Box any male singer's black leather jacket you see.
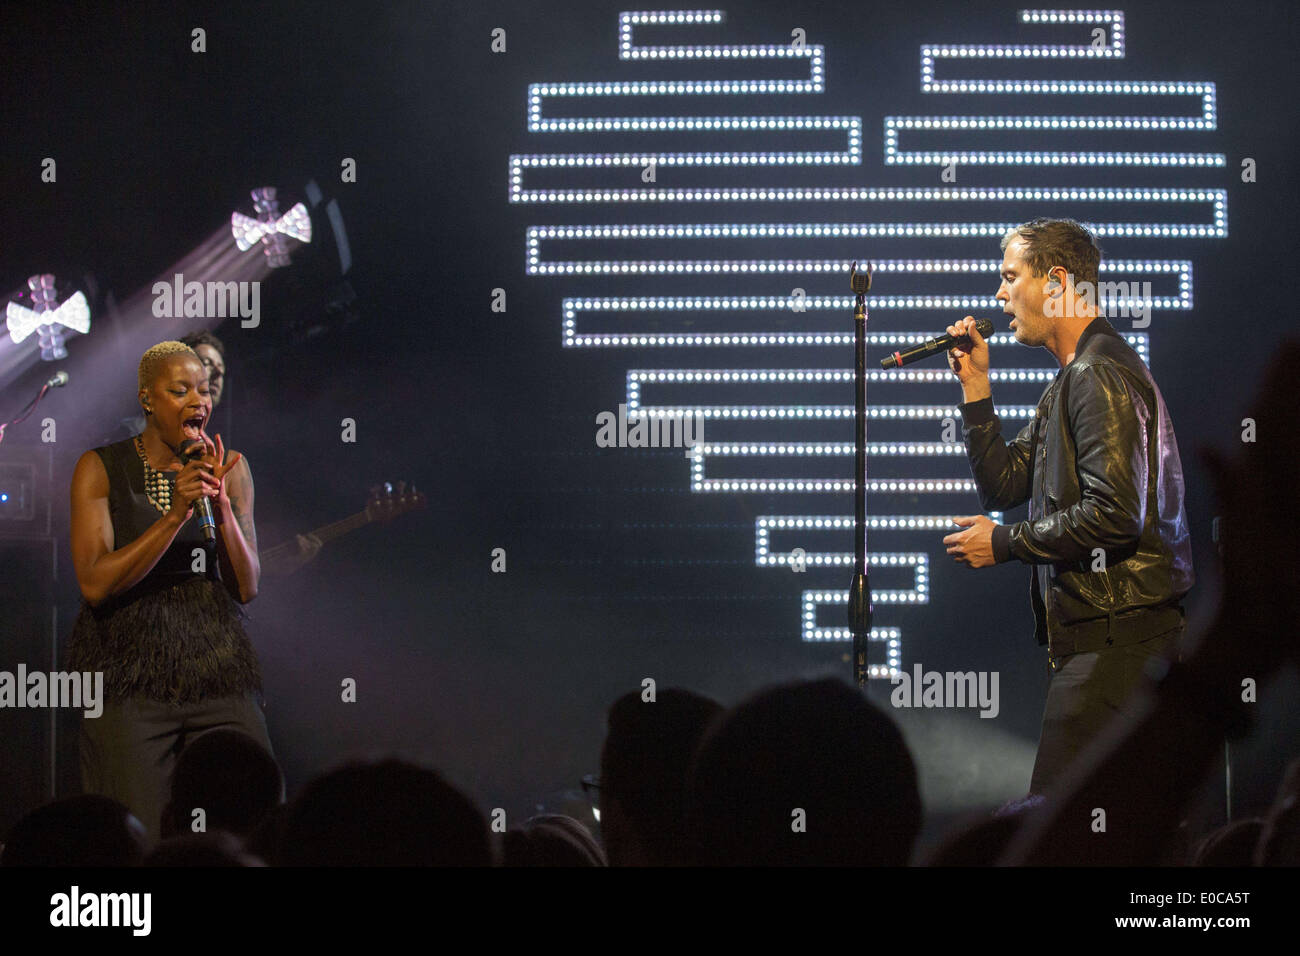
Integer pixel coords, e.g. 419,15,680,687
959,317,1194,654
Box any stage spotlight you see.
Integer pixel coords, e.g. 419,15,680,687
231,186,312,268
6,275,90,360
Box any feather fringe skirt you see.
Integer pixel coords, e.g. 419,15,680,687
67,574,263,705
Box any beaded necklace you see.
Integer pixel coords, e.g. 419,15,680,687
134,434,174,514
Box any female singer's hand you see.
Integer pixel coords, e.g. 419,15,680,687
165,457,220,523
191,429,242,509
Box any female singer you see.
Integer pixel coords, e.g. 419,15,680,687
67,340,272,842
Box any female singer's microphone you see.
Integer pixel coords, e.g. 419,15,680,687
881,318,994,369
179,439,218,547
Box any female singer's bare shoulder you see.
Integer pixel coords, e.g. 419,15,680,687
225,448,252,478
72,448,109,497
221,449,253,501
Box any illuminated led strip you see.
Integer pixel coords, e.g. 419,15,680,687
571,303,1152,354
618,9,778,59
639,404,1036,421
512,11,852,200
563,291,1177,318
889,9,1223,167
766,517,990,652
756,514,1006,561
760,542,927,569
512,116,859,193
759,519,999,599
806,584,926,606
530,238,1190,299
629,367,1058,390
700,441,969,461
787,566,914,667
511,116,859,200
778,543,925,568
531,216,1220,252
758,515,1001,603
802,594,904,663
689,465,983,496
627,370,1031,493
514,169,1228,221
805,622,900,676
540,11,824,112
698,439,970,452
686,441,999,493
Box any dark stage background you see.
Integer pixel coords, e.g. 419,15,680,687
1,0,1297,851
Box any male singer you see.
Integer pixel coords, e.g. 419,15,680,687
941,217,1194,796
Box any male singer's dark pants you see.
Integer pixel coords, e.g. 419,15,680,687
1029,623,1183,796
80,693,272,846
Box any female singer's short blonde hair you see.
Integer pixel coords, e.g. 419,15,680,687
138,340,199,394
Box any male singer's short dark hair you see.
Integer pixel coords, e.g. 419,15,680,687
180,329,225,362
1001,217,1102,289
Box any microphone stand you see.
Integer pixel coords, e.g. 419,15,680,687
847,261,874,688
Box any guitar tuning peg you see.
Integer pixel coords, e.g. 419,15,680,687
397,480,406,494
383,481,393,494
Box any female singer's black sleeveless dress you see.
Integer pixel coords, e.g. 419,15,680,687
66,435,271,842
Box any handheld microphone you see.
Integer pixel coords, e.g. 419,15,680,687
178,439,218,548
881,318,994,369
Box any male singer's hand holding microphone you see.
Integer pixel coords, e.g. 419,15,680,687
945,315,991,403
942,316,997,569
